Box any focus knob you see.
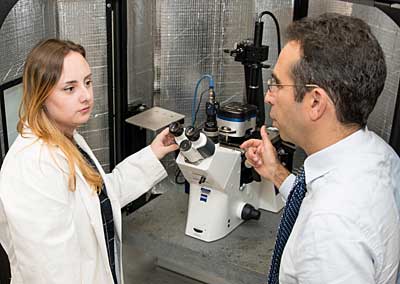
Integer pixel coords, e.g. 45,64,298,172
241,204,261,220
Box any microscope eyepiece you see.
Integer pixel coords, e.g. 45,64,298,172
169,122,184,137
185,126,201,142
180,139,192,152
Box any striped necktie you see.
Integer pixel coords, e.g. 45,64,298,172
76,144,118,284
267,168,306,284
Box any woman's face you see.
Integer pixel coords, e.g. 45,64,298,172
43,51,94,136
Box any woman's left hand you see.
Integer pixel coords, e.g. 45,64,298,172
150,127,179,160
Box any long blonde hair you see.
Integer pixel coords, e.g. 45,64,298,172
18,38,103,192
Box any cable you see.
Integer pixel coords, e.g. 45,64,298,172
258,11,281,54
175,167,186,185
192,89,209,128
191,74,214,126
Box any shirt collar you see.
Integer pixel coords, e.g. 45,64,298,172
304,127,368,185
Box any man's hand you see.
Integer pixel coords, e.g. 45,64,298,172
240,126,290,188
150,127,179,160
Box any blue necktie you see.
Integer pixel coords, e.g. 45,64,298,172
267,168,307,284
76,145,118,284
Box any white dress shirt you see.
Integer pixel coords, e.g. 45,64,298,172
278,128,400,284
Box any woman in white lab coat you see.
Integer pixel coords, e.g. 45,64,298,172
0,38,178,284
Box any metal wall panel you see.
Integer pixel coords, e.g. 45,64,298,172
56,0,110,170
127,0,295,127
0,0,110,170
0,0,56,86
0,0,56,161
156,0,225,125
127,0,156,107
126,0,297,168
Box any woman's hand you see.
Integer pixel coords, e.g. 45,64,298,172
150,127,179,160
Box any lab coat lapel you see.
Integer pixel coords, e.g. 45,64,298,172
53,137,110,272
21,127,116,275
72,133,122,241
75,167,111,270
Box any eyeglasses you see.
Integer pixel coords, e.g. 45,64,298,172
266,78,319,93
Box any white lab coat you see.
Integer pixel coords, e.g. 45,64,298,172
0,128,168,284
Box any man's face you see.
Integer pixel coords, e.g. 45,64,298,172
265,41,306,144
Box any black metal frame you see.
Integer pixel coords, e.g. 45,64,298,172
293,0,309,21
0,0,18,28
390,78,400,155
0,2,19,281
106,0,155,214
105,0,115,169
105,0,130,168
0,77,23,164
0,78,22,284
106,0,150,169
0,77,20,284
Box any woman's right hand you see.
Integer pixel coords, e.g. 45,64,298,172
150,127,179,160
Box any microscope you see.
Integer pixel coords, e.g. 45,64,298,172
171,121,286,242
171,11,293,242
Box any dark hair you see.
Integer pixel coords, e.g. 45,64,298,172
286,13,386,127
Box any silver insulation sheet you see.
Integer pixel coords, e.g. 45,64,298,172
0,0,56,86
0,0,56,160
4,0,398,170
308,0,400,142
56,0,110,171
134,0,296,127
127,0,156,107
155,0,229,122
126,0,295,169
0,0,109,170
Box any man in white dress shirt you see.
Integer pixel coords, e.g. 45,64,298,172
241,13,400,284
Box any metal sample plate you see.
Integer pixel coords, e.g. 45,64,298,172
125,106,185,131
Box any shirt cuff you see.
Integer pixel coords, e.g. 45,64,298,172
279,173,296,202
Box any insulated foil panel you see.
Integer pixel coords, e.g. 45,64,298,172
156,0,225,126
308,0,400,142
0,0,109,169
153,0,294,127
0,0,56,85
127,0,156,107
0,0,57,160
56,0,110,170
